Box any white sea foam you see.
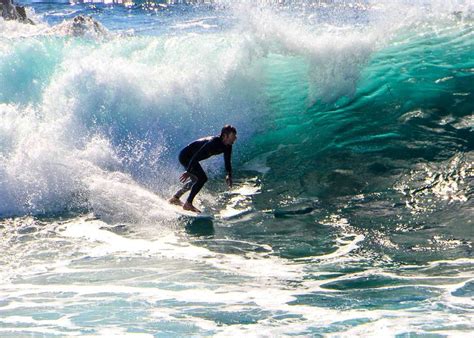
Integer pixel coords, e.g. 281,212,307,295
1,222,472,336
0,29,263,217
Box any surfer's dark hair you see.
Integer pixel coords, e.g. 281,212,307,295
221,125,237,137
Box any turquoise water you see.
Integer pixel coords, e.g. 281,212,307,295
1,1,473,336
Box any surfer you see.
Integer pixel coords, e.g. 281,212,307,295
169,125,237,213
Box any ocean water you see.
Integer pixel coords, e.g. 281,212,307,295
1,0,473,336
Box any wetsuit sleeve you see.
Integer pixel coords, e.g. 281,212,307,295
224,146,232,175
186,140,213,172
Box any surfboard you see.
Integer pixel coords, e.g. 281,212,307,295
176,210,214,220
167,204,214,219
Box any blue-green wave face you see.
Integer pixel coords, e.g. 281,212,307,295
251,17,473,201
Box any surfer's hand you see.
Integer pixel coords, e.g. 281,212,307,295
180,171,191,183
226,174,233,188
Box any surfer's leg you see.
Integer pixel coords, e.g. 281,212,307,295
186,164,207,204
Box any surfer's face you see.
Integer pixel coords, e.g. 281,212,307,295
222,132,237,145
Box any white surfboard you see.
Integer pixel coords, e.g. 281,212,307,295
167,204,214,220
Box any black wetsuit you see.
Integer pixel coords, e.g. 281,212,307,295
175,136,232,203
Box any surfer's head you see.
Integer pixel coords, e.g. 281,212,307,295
221,125,237,145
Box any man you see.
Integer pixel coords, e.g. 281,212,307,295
169,125,237,213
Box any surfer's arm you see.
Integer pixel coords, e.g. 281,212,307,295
224,146,232,187
179,171,191,183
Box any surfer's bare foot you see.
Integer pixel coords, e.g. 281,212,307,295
183,202,201,213
169,196,183,206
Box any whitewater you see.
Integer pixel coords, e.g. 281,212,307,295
0,0,473,336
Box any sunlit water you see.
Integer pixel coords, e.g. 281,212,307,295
1,1,473,336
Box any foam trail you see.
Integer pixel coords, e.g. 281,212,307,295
62,218,303,280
